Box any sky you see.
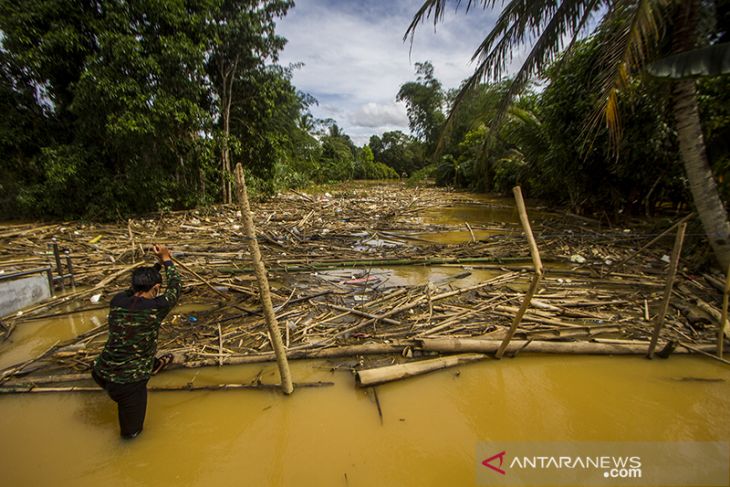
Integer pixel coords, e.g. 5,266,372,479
276,0,505,146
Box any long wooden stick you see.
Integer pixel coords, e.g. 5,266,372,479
420,338,710,355
0,381,333,394
171,256,229,300
720,265,730,358
612,212,694,273
647,222,687,358
496,186,543,359
234,163,293,395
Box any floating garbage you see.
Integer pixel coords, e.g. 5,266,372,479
90,294,102,304
570,254,586,263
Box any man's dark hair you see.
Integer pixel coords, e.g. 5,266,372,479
131,264,162,292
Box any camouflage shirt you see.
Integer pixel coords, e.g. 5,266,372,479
93,262,182,384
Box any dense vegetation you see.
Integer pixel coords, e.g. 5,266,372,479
0,0,727,249
0,0,396,220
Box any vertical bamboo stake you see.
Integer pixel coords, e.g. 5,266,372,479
647,222,687,359
127,219,135,263
234,163,294,394
719,265,730,358
496,187,543,359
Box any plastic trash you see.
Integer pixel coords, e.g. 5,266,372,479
90,293,102,304
188,316,198,323
570,254,587,264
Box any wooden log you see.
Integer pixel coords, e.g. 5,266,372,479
355,353,486,387
496,186,543,359
647,222,686,359
234,163,293,394
419,338,711,355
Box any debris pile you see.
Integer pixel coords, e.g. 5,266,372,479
0,182,727,390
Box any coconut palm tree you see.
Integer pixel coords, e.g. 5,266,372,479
407,0,730,270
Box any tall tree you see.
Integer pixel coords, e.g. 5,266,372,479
207,0,291,204
407,0,730,269
397,61,445,151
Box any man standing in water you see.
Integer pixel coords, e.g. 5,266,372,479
92,244,182,439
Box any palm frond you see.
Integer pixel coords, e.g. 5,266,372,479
407,0,605,160
585,0,670,148
405,1,501,42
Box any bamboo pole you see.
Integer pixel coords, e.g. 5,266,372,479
420,338,711,355
171,256,229,300
647,222,687,359
180,342,410,368
495,186,543,359
720,265,730,358
611,212,694,273
234,163,293,395
217,256,537,274
0,381,333,394
465,222,476,242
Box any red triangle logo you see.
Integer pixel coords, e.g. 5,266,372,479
482,450,507,475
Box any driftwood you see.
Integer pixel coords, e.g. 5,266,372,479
355,353,486,387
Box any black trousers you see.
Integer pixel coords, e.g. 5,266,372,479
92,370,148,438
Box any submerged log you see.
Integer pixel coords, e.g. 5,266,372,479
0,381,334,394
355,353,486,387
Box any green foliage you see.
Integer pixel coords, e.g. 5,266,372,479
406,164,437,186
368,130,426,176
354,147,399,180
420,36,693,216
397,61,445,151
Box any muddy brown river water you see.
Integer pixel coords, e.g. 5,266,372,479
1,192,729,486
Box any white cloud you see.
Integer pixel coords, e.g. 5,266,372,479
349,102,409,128
277,0,502,145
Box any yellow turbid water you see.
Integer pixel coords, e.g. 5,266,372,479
1,353,729,486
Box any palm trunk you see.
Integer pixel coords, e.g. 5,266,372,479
672,0,730,270
673,81,730,269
